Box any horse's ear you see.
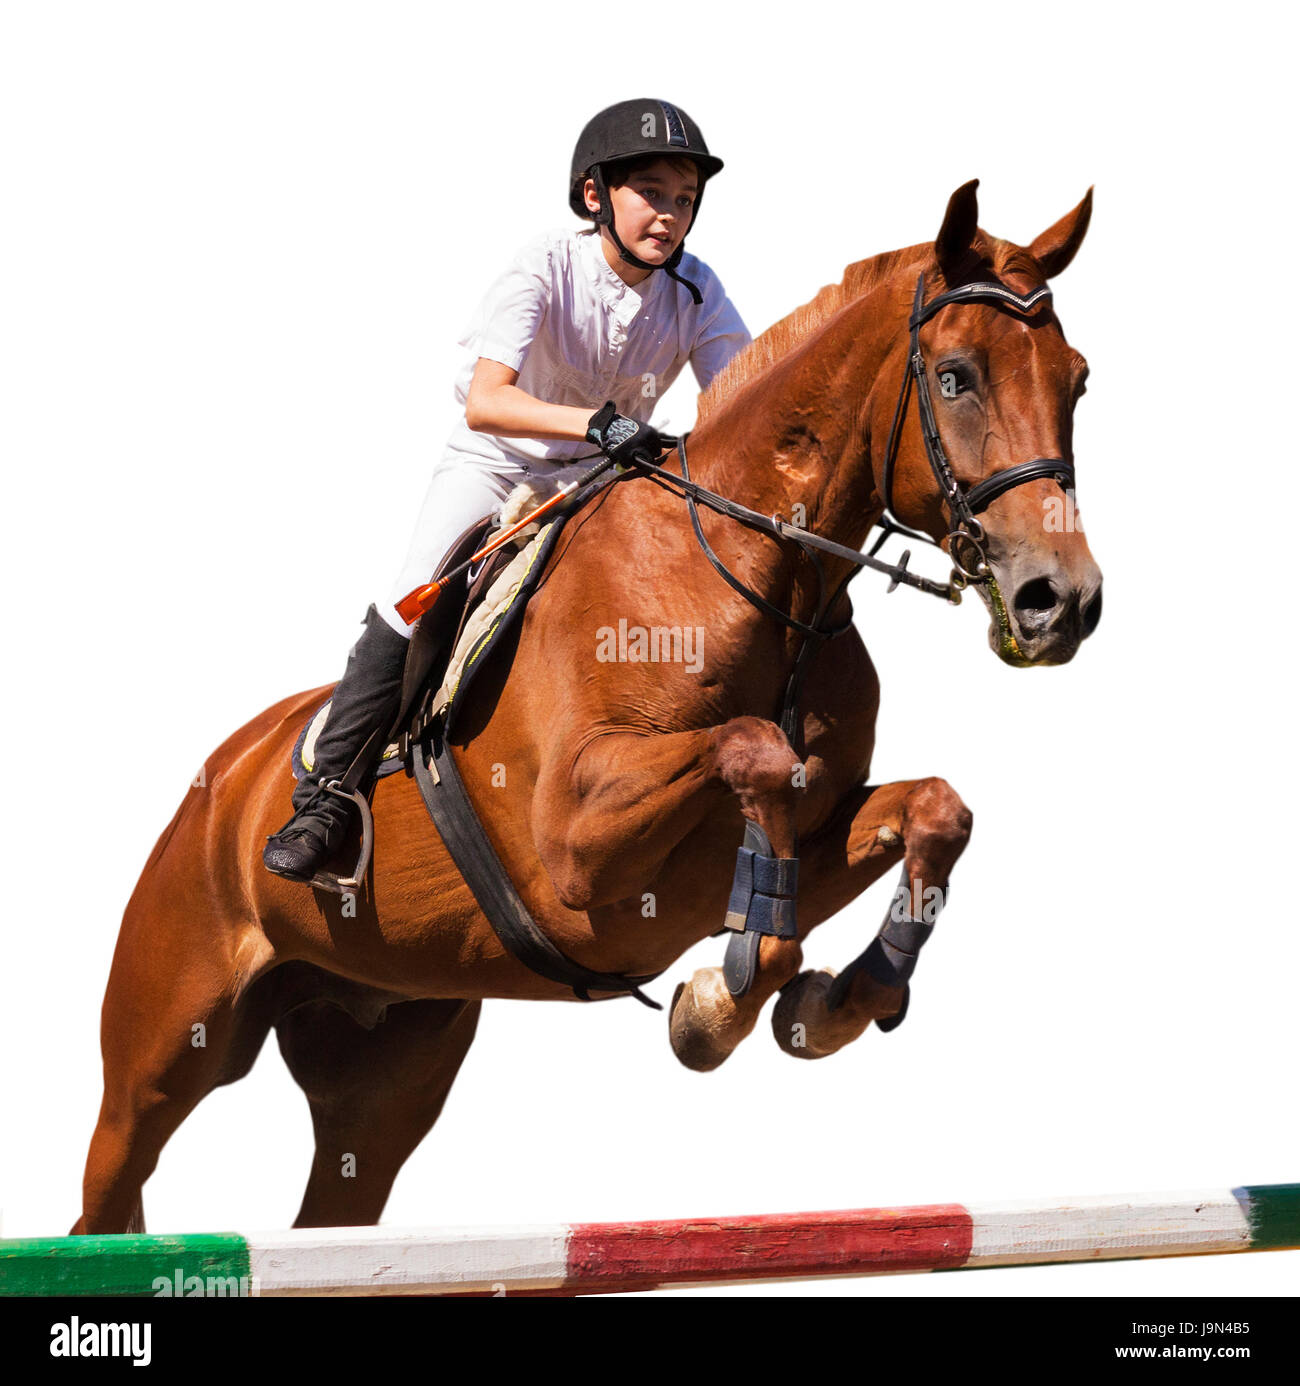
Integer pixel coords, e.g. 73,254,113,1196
936,180,981,275
1029,188,1094,279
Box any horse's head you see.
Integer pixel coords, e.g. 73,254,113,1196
882,181,1102,666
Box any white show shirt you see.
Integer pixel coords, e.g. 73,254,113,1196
442,226,751,472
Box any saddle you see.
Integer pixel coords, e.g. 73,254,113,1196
289,471,666,1008
290,504,544,790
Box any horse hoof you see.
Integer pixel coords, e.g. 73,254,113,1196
772,969,842,1059
668,968,737,1073
773,967,907,1059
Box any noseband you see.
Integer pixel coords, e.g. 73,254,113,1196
876,272,1076,589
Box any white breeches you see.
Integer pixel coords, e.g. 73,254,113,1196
378,453,582,637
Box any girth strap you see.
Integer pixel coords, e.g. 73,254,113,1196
412,716,664,1009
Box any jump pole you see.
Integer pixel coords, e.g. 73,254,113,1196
4,1185,1297,1297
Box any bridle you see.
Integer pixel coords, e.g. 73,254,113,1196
873,271,1076,592
618,265,1082,744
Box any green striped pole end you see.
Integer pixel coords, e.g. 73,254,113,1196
1233,1184,1300,1251
0,1234,251,1297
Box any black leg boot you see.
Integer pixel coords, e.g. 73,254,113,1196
263,604,410,883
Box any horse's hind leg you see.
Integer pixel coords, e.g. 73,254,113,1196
72,899,270,1235
276,996,480,1228
71,1196,145,1237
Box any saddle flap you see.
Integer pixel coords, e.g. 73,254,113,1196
392,514,496,739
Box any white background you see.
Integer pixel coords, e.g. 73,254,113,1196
2,1,1296,1299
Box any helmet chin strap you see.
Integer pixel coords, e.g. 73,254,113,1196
590,166,703,305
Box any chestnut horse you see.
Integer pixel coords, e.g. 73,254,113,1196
74,181,1102,1234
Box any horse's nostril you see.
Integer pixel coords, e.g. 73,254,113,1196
1014,577,1058,617
1081,588,1103,637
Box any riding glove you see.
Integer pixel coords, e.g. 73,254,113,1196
586,400,663,467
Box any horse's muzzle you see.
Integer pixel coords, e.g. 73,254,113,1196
989,566,1103,666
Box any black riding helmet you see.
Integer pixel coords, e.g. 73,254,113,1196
569,98,723,305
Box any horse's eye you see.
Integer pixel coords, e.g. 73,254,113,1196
937,365,970,399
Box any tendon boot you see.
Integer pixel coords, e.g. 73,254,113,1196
263,604,410,884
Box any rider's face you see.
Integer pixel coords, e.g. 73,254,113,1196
585,158,698,268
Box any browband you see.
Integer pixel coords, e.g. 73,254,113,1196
910,279,1053,328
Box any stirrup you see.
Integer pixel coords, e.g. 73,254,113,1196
307,780,375,895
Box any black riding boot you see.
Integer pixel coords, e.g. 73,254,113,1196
263,604,410,883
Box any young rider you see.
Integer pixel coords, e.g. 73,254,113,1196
263,98,752,884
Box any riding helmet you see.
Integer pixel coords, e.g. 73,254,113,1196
568,98,723,303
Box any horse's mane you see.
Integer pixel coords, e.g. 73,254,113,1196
698,236,1040,418
697,247,918,419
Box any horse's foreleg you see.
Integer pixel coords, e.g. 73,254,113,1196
771,776,972,1059
535,717,806,1071
668,929,804,1072
535,716,801,909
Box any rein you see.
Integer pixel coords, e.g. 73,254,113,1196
675,436,859,748
627,440,933,750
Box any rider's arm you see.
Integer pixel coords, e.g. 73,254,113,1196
464,358,594,442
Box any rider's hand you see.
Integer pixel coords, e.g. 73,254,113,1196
586,401,663,467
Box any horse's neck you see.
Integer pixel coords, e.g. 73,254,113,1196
684,277,911,615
